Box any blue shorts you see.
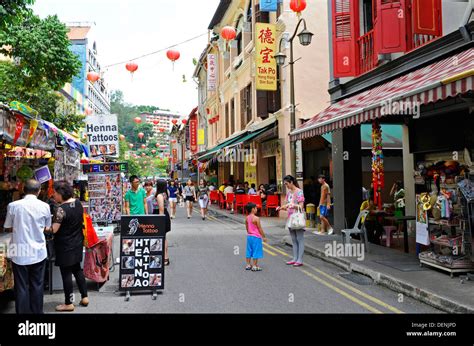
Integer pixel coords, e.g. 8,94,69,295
246,236,263,259
319,205,329,217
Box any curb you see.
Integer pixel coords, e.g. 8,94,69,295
282,236,474,314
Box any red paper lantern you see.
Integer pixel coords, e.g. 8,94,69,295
85,108,93,116
142,153,146,157
129,143,134,149
119,134,125,141
155,143,160,148
171,140,176,144
141,144,146,149
221,26,237,41
290,0,307,14
172,119,178,125
138,132,144,139
182,119,187,125
152,149,156,154
87,72,100,83
166,50,180,62
153,119,159,125
134,117,142,124
126,62,138,73
159,128,165,132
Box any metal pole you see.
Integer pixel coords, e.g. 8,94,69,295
289,39,297,179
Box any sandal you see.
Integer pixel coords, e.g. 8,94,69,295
251,266,262,272
55,304,74,312
164,259,170,266
245,265,252,270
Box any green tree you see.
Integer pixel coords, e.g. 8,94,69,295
0,14,83,132
0,0,34,30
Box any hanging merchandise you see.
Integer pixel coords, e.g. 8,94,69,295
26,119,39,146
371,120,384,210
13,114,25,146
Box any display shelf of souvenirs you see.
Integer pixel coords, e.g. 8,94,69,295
419,251,474,277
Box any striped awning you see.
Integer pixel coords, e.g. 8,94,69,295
291,48,474,141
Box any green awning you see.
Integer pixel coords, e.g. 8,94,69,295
226,126,272,150
198,132,249,162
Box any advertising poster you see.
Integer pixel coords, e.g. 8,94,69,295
119,215,167,292
255,23,277,91
416,194,430,245
86,114,119,158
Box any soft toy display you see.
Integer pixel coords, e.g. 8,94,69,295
372,121,384,210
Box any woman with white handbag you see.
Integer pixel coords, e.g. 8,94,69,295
277,175,306,267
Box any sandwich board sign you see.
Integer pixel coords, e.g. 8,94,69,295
119,215,167,300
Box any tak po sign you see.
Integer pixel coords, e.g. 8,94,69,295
255,23,277,91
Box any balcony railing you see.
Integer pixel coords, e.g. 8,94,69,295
411,34,439,51
357,30,377,75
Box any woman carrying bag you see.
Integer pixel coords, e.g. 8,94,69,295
278,175,306,267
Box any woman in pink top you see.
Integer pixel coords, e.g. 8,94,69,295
245,202,267,272
278,175,305,267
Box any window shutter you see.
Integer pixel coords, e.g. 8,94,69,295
375,0,408,54
412,0,442,36
240,88,246,130
246,84,252,124
332,0,359,77
257,90,268,118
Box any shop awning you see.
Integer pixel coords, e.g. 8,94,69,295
291,48,474,141
226,124,276,151
197,131,249,162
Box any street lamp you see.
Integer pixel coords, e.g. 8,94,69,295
276,17,313,180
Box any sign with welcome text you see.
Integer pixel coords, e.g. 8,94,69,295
86,114,119,159
255,23,277,91
119,215,166,292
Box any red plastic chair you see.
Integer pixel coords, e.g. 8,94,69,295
247,195,263,215
219,192,226,209
266,195,280,217
235,194,249,214
210,190,219,204
226,193,235,211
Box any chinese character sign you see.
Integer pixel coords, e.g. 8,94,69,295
255,23,277,91
207,54,217,91
190,119,197,153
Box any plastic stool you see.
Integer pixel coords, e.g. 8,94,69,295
383,226,397,248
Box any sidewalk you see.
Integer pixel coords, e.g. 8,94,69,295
208,204,474,313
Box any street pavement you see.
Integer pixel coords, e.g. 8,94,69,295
0,204,442,314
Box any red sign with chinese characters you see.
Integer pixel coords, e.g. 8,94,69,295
190,119,197,153
172,148,178,164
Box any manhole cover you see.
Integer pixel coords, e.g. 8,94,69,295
339,272,374,286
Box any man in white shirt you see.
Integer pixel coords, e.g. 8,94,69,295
223,183,234,212
4,179,52,314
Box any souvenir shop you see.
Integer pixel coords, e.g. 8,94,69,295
0,101,86,294
409,108,474,277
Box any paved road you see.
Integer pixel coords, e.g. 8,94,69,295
0,205,442,314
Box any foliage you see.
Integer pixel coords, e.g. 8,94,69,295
0,0,34,30
0,14,83,132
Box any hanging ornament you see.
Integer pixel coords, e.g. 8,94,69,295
290,0,307,16
126,62,138,74
134,117,142,124
138,132,145,139
87,71,100,84
221,26,236,47
142,153,146,157
152,149,156,154
182,119,187,125
172,119,178,125
159,128,165,133
129,143,134,149
119,134,126,141
166,49,180,70
155,143,160,148
85,108,93,116
153,119,160,125
141,144,146,149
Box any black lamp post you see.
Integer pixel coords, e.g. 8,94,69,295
276,17,313,178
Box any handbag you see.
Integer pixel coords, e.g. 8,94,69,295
287,205,306,230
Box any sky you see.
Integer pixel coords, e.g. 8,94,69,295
32,0,220,115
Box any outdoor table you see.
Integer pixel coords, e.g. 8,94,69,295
385,215,416,253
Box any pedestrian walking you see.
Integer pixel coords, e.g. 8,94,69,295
124,175,147,215
278,175,306,267
3,179,52,314
144,180,157,215
154,180,171,266
316,175,333,235
197,179,210,220
245,202,267,272
167,180,179,219
183,179,197,219
176,181,184,207
51,181,89,312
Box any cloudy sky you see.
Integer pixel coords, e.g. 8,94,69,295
33,0,220,115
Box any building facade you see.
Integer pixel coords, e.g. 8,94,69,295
141,110,182,157
64,22,111,115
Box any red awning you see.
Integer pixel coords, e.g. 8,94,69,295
291,48,474,141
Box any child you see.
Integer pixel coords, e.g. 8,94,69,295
245,202,267,272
